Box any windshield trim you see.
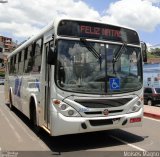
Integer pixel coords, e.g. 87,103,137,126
55,39,143,95
56,36,141,48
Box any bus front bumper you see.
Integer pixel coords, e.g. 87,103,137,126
50,108,143,136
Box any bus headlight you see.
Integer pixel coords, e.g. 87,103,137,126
128,101,142,113
52,99,81,117
68,110,74,116
61,104,67,110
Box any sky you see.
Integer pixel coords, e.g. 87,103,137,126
0,0,160,47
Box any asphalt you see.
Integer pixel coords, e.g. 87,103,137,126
144,105,160,120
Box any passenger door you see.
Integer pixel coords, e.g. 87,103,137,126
44,41,54,129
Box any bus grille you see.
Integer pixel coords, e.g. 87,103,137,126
84,110,123,115
75,98,132,108
89,118,120,126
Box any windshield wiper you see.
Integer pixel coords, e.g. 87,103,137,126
112,42,127,74
80,38,102,70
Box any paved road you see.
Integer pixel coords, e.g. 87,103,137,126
0,85,160,157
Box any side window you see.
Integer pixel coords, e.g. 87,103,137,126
15,54,19,73
24,46,35,74
148,88,153,94
144,88,147,93
9,57,14,74
18,51,24,74
27,44,35,73
23,40,42,74
13,55,18,74
18,51,22,63
144,88,152,94
24,47,29,73
32,38,43,73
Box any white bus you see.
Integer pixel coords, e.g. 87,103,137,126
5,18,147,136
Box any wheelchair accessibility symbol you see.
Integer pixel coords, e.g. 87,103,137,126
109,78,120,90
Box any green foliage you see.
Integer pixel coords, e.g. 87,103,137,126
0,71,5,77
147,52,160,58
149,48,160,58
155,48,160,51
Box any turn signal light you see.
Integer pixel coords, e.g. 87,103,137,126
53,99,61,105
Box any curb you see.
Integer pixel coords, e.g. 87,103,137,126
144,112,160,120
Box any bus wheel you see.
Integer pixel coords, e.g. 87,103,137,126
30,104,40,133
9,92,14,111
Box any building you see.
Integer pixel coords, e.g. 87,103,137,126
0,35,18,76
0,36,14,53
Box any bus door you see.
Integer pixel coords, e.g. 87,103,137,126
4,61,9,103
44,41,54,129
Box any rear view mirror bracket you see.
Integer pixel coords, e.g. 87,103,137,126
47,47,56,65
141,42,147,62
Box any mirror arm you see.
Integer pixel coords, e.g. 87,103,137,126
47,47,56,65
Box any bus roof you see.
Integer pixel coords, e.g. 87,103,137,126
54,17,136,32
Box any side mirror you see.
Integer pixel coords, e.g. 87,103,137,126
141,42,147,62
47,47,56,65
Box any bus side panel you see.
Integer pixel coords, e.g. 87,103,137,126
21,74,41,119
18,75,29,118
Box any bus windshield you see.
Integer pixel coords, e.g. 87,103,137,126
56,40,142,94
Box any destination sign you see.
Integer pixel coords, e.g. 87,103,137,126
58,20,140,45
80,25,121,38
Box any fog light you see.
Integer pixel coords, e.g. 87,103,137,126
81,123,87,129
132,105,138,112
68,110,74,116
136,101,141,106
122,119,128,125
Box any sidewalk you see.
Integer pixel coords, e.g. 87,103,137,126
144,105,160,120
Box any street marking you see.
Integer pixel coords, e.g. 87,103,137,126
0,108,22,143
144,116,160,122
4,107,36,141
37,139,49,150
3,105,49,150
110,135,146,151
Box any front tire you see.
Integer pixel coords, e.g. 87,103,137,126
30,104,40,133
147,99,153,106
9,91,14,111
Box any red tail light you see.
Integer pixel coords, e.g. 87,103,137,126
152,94,156,96
152,94,160,97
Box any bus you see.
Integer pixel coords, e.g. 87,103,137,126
5,18,147,136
